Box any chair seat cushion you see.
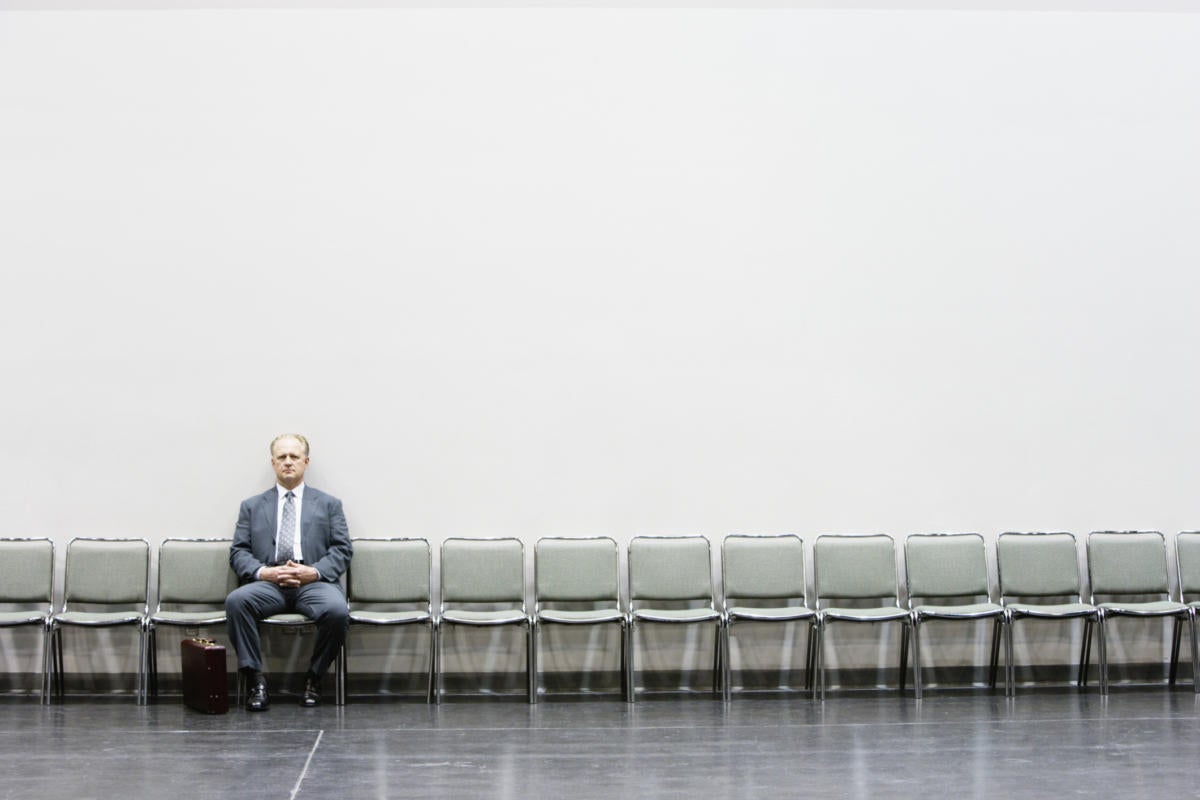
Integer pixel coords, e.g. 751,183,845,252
349,610,432,625
0,610,49,626
1008,601,1097,619
1098,600,1187,617
537,608,624,625
821,606,909,622
55,611,144,626
441,608,528,626
150,610,227,626
727,605,815,622
913,602,1004,621
633,607,720,624
262,613,312,625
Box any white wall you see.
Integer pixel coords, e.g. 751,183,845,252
2,7,1197,544
1,6,1198,685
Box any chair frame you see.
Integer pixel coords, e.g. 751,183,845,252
144,537,234,701
1086,530,1197,695
246,616,348,707
904,532,1011,699
812,533,912,700
436,537,533,704
0,538,56,704
232,573,350,707
345,537,437,704
995,532,1099,693
533,536,627,702
49,537,150,704
1169,531,1200,689
626,535,722,703
720,533,816,702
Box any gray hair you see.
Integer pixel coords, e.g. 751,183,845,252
270,433,310,457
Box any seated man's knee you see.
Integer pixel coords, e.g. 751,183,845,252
322,602,349,626
225,588,244,614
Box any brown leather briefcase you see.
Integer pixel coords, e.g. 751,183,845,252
181,637,229,714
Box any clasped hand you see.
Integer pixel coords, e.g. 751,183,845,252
262,560,318,588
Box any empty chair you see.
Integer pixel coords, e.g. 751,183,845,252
437,537,532,703
995,532,1099,692
1087,531,1197,694
0,538,55,703
50,538,150,703
346,537,436,703
1169,532,1200,687
721,534,816,701
626,535,721,702
905,533,1011,699
145,538,237,700
812,534,911,700
533,536,626,702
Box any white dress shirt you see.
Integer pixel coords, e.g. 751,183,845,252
255,482,308,580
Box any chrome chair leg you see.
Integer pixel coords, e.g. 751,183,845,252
1097,612,1109,695
911,622,923,700
1169,617,1183,685
1078,619,1094,688
530,622,541,705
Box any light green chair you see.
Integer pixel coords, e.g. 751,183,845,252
627,536,721,702
0,538,55,703
905,533,1010,699
145,538,237,700
50,537,150,704
346,537,436,703
813,534,912,700
437,537,532,703
533,536,626,702
995,532,1099,692
721,534,816,702
1086,531,1196,694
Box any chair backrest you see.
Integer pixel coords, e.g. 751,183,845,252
996,532,1081,600
1087,531,1170,599
64,538,149,607
157,538,237,606
349,538,431,604
813,534,899,605
628,536,714,605
0,538,54,606
722,534,805,603
440,538,525,607
535,537,619,605
1177,532,1200,601
905,533,992,603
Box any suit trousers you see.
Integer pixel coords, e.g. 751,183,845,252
225,580,349,677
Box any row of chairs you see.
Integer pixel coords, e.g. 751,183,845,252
3,531,1199,705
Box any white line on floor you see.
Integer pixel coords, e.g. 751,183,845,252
289,729,324,800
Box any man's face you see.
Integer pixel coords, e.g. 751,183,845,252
271,437,309,488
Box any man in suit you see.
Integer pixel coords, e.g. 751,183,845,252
226,433,352,711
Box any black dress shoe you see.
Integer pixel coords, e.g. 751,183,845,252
246,679,270,712
300,678,321,708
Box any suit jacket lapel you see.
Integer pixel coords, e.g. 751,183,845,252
299,487,313,556
259,488,278,560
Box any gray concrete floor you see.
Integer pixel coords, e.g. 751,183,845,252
1,687,1198,799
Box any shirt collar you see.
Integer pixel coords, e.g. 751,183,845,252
276,483,306,500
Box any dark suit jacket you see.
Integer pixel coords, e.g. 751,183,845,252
229,486,352,584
